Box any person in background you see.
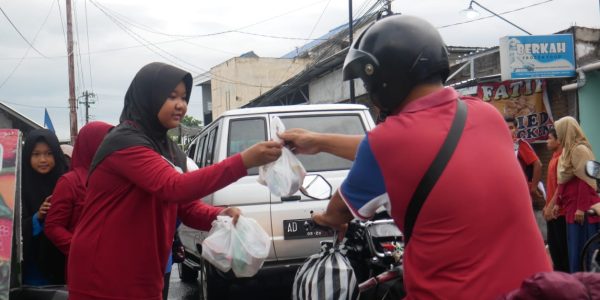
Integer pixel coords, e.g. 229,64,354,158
45,122,113,269
21,129,68,285
60,144,74,168
67,62,282,300
505,116,545,202
554,116,600,273
281,14,550,299
543,128,569,272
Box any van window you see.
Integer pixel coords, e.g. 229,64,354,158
196,135,207,167
228,118,267,175
280,114,365,172
204,126,219,166
187,143,196,160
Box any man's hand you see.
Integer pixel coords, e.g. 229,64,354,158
38,196,52,220
240,141,282,169
278,128,321,155
543,206,554,221
312,212,348,242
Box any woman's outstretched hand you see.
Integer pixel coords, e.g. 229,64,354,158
241,141,282,169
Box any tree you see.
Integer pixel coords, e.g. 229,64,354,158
181,115,202,128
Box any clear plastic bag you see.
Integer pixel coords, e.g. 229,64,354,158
201,216,271,277
258,116,306,197
201,216,233,273
231,216,271,277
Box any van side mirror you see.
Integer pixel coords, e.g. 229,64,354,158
586,160,600,180
300,175,332,200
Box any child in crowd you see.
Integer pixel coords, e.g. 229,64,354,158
67,62,282,300
45,122,113,261
21,129,68,285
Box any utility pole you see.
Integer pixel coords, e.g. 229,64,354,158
78,91,96,124
66,0,78,144
348,0,355,104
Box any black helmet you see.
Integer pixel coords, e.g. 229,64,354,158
343,15,449,114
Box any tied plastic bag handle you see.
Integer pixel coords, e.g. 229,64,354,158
258,116,306,197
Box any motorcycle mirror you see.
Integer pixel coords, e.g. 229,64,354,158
585,160,600,180
300,175,332,200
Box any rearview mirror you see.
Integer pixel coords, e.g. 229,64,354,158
586,160,600,180
300,175,332,200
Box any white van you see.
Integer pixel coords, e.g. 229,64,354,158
178,104,376,299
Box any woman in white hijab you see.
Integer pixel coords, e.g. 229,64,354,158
554,116,600,272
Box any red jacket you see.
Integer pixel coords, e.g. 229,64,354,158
68,146,247,300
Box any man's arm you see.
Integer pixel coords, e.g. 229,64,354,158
312,190,354,229
279,128,363,161
531,160,542,195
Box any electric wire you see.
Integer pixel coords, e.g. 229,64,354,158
73,0,87,93
437,0,554,30
84,0,94,92
0,5,49,58
90,0,331,39
56,0,69,50
0,1,56,89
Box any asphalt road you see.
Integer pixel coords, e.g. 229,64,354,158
167,263,296,300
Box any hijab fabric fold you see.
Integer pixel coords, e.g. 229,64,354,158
90,62,192,174
555,116,596,189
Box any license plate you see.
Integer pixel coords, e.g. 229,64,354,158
283,219,334,240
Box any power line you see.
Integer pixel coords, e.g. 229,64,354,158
56,0,69,50
437,0,554,30
1,100,68,109
0,1,56,89
307,0,333,40
0,5,49,58
89,0,332,40
84,0,94,91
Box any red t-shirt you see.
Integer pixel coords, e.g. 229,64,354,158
67,146,246,300
367,88,551,299
546,150,565,215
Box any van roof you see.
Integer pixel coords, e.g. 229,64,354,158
220,103,369,117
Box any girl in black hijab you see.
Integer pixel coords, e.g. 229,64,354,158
21,129,67,285
68,62,281,299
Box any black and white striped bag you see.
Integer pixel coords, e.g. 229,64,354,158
292,243,358,300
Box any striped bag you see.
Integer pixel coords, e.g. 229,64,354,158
292,243,358,300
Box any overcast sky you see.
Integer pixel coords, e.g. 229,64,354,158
0,0,598,140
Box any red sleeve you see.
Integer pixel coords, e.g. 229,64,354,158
177,201,223,231
106,146,247,203
518,140,539,165
44,176,76,255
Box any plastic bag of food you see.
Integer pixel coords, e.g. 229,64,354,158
258,116,306,197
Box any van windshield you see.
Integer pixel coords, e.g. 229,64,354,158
280,114,366,172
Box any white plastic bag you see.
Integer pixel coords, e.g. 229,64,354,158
230,216,271,277
201,215,271,277
201,216,233,273
258,116,306,197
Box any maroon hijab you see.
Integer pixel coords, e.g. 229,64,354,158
70,121,113,191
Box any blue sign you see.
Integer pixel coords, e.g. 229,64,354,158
500,34,576,80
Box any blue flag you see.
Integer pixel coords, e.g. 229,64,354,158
44,108,55,133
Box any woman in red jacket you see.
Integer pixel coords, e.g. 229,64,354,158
554,116,600,273
67,62,282,300
44,121,113,257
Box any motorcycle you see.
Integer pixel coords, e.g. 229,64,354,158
299,175,405,300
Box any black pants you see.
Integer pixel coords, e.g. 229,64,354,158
163,272,170,300
547,216,569,272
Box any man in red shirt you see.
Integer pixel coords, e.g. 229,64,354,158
282,15,550,299
505,116,544,202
